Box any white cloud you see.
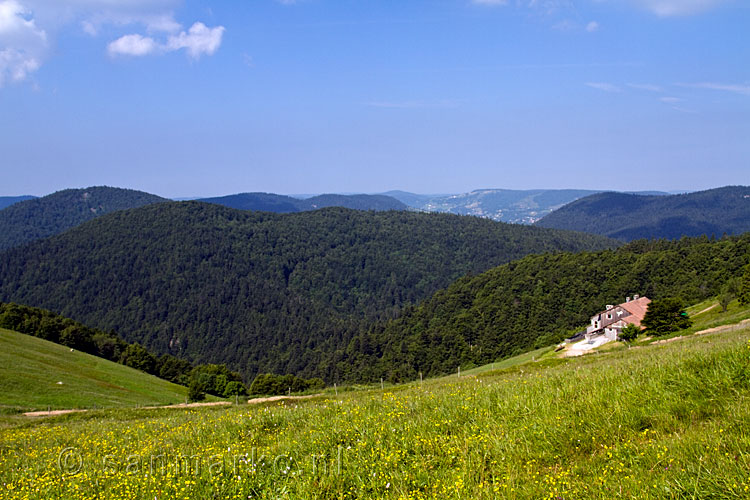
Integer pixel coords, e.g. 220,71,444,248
166,22,223,59
585,82,622,92
660,96,682,103
472,0,509,5
108,22,224,59
0,0,47,86
678,82,750,96
629,0,730,16
1,0,223,86
107,32,156,56
585,21,599,32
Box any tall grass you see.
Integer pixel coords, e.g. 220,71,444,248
2,324,750,499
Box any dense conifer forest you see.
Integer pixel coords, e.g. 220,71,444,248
0,201,615,382
354,234,750,381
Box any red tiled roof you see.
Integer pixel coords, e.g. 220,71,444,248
619,297,651,327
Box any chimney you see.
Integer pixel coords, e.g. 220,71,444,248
626,296,631,303
606,305,613,310
634,294,640,300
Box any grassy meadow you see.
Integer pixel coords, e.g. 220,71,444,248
0,328,194,412
2,306,750,499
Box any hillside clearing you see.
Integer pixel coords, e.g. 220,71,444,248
0,328,209,411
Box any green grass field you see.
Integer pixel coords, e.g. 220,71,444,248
2,309,750,499
0,328,194,412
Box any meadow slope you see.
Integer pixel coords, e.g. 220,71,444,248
2,314,749,499
0,328,192,411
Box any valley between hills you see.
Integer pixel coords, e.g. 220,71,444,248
1,184,749,500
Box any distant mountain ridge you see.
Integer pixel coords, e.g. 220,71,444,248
198,192,407,213
383,189,669,224
535,186,750,241
0,196,37,210
198,192,301,212
0,187,166,250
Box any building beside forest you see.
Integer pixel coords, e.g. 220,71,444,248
585,295,651,341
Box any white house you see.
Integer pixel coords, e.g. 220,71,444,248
586,295,651,341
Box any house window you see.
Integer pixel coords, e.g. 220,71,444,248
607,314,612,319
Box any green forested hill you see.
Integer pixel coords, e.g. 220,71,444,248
0,201,615,382
351,234,750,381
0,187,166,250
535,186,750,241
198,192,407,212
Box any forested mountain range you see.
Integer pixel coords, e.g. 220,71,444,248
0,187,166,250
348,234,750,381
198,193,407,213
535,186,750,241
0,195,36,210
0,201,615,382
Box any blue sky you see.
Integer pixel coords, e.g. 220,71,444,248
1,0,748,198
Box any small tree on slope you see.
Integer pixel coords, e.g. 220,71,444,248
740,264,750,306
642,298,692,336
618,323,641,345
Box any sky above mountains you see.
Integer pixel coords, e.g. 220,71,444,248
1,0,748,198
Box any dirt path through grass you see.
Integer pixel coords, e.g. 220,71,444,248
23,401,231,417
695,304,718,316
247,394,324,404
652,318,750,345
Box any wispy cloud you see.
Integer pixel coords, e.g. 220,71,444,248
472,0,509,5
627,83,663,92
660,96,682,103
474,0,729,19
585,21,600,32
629,0,731,17
585,82,622,92
677,82,750,96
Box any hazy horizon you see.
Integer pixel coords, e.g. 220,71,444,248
0,185,719,200
2,0,748,198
